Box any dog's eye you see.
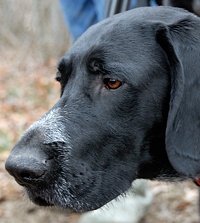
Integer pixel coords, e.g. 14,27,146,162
55,71,62,82
103,78,123,90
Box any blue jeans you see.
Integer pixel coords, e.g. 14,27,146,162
59,0,158,42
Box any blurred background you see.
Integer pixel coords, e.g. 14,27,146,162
0,0,199,223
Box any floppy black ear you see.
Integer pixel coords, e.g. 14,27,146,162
156,16,200,177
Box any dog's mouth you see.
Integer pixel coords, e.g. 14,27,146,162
32,196,53,207
25,187,55,207
26,189,85,213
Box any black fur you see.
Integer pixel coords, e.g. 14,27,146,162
5,6,200,212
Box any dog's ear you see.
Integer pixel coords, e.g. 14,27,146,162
156,16,200,177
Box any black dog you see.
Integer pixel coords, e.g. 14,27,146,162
5,6,200,212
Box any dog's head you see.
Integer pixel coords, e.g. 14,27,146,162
5,7,200,211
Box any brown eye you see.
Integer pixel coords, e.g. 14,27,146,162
104,78,123,89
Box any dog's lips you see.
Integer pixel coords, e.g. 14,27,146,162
32,196,54,207
30,193,79,213
25,188,54,207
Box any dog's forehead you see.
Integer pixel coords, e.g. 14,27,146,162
68,7,193,56
61,6,196,76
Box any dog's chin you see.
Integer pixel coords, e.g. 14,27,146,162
25,188,55,208
30,195,79,215
24,177,131,212
25,187,99,212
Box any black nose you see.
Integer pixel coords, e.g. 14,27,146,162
5,154,48,187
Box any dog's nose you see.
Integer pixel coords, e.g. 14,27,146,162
5,154,47,187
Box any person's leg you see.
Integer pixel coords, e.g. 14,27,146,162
59,0,102,41
92,0,106,21
150,0,158,6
